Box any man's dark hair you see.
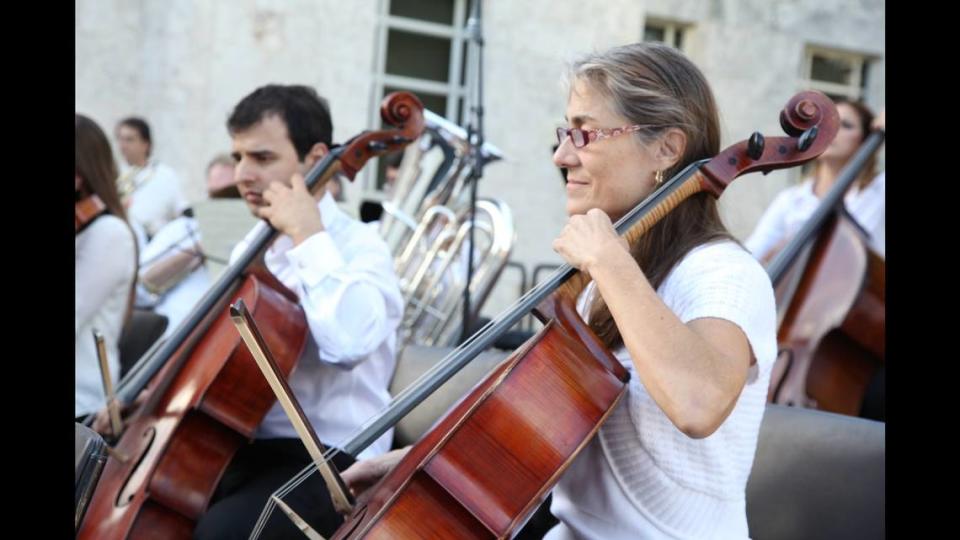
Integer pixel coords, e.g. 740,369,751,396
227,84,333,161
118,117,152,155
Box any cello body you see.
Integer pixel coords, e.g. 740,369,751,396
78,273,307,539
768,210,885,416
333,295,629,539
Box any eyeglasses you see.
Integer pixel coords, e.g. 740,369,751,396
555,124,660,149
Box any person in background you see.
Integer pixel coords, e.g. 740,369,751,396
76,113,138,421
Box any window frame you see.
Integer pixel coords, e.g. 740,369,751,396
365,0,469,192
643,17,689,50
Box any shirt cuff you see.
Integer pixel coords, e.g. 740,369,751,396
285,231,346,288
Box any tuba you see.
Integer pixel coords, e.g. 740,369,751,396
395,197,514,348
379,110,503,251
377,110,514,349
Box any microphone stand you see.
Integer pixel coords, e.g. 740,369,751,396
460,0,486,343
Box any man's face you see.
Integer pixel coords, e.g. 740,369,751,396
116,125,149,166
230,115,306,214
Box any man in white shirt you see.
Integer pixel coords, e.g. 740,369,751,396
115,117,190,240
193,85,403,540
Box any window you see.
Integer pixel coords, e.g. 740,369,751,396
643,18,687,50
802,46,875,102
368,0,470,191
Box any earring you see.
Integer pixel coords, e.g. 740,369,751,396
655,170,664,185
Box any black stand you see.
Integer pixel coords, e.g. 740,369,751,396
460,0,486,343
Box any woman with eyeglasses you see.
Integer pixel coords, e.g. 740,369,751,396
341,42,777,539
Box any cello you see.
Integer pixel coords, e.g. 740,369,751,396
77,92,425,539
766,128,885,416
256,91,838,539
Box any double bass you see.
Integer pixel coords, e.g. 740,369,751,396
766,128,885,417
77,92,425,539
257,92,838,539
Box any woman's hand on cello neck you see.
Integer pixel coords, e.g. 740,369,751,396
552,208,630,277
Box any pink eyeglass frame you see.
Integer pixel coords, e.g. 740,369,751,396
555,124,660,148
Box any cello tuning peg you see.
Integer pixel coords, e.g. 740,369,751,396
367,141,389,152
797,125,819,152
747,132,765,160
